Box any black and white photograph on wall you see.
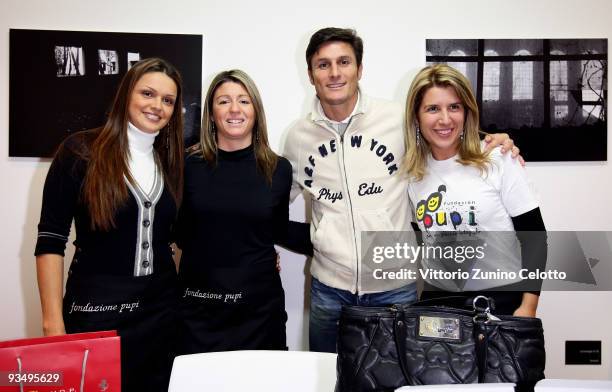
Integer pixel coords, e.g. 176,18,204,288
9,29,203,157
426,39,607,161
55,46,85,77
98,49,119,75
127,52,141,70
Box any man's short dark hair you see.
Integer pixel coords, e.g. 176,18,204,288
306,27,363,70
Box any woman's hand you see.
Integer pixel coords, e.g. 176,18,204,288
276,252,281,272
513,292,539,318
43,321,66,336
513,304,537,318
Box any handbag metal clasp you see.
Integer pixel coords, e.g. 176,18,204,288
473,295,500,322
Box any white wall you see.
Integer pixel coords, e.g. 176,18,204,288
1,0,610,380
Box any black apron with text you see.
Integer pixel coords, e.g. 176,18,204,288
177,261,287,354
63,269,178,392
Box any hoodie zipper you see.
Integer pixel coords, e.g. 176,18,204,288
339,117,360,294
314,116,361,294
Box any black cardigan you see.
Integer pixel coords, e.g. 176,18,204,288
35,131,177,277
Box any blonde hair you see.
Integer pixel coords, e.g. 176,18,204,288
403,64,489,181
190,69,278,183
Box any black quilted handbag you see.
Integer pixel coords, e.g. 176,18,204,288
336,296,545,392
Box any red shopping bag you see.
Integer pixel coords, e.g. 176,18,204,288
0,330,121,392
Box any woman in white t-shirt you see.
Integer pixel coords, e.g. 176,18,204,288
403,64,546,317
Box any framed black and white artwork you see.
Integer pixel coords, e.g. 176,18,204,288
426,39,607,161
10,29,203,157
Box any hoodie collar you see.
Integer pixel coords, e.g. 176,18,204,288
310,90,366,125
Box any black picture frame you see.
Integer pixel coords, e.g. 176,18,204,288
426,39,607,162
9,29,203,157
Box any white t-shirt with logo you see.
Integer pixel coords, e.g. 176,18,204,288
407,147,539,291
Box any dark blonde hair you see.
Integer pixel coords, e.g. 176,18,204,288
403,64,489,181
191,69,278,183
81,57,184,230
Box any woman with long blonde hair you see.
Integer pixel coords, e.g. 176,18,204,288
175,69,298,352
404,64,546,316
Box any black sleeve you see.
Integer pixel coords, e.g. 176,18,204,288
272,158,290,244
173,156,194,250
274,158,313,256
34,143,83,256
173,202,189,250
510,207,547,295
281,221,313,256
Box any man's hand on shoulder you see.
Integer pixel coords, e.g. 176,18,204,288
483,133,525,166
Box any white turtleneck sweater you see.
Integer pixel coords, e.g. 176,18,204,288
127,122,159,194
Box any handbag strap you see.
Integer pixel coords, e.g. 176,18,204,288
392,307,418,386
413,295,497,312
474,322,488,383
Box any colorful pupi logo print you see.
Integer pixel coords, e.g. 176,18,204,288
415,185,477,230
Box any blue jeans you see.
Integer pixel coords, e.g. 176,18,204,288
309,278,417,353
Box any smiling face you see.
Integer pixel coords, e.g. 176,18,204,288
308,41,362,121
426,193,442,212
417,85,465,160
128,71,177,134
415,200,426,221
212,81,255,151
